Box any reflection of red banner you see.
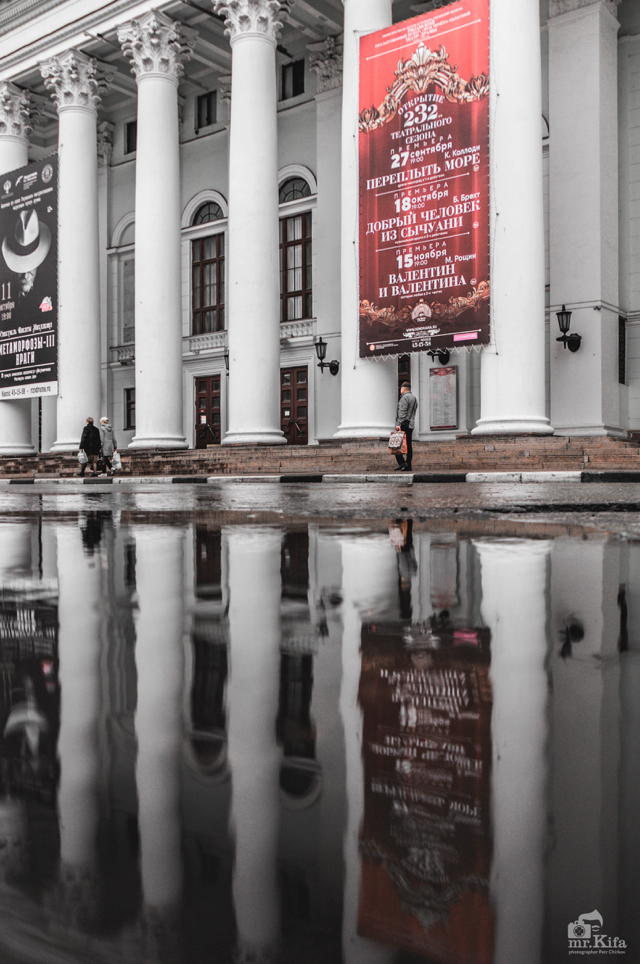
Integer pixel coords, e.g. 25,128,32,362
359,0,490,357
358,621,494,963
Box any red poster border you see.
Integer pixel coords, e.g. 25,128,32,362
358,0,490,359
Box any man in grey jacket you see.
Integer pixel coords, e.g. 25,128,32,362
394,381,418,472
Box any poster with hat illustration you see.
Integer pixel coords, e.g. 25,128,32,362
0,154,58,398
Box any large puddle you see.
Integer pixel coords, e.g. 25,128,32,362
0,507,637,964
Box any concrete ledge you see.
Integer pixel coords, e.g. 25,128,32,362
466,472,523,483
521,471,582,482
413,473,467,483
207,475,282,483
582,471,640,483
322,475,369,483
365,474,414,483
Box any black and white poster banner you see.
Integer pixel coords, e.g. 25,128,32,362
0,154,58,399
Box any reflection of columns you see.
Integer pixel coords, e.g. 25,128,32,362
548,0,621,435
134,527,185,913
335,0,397,439
214,0,286,446
40,51,111,451
0,83,35,455
118,13,193,450
55,524,102,917
340,536,397,964
226,528,282,959
475,539,551,964
472,1,552,436
547,537,620,948
0,521,31,577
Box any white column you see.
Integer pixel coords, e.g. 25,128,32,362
0,83,35,455
549,0,622,435
118,13,193,450
474,539,551,964
471,0,552,436
226,527,282,959
55,523,102,912
340,536,397,964
40,51,111,451
335,0,397,440
213,1,286,446
134,527,185,913
97,122,113,417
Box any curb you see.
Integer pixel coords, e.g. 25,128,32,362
1,470,639,485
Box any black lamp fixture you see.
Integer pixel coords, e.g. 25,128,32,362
315,337,340,376
223,350,229,374
556,305,582,352
427,348,451,365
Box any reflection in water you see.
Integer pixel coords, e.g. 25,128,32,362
0,515,638,963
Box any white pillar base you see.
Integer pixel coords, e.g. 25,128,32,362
128,433,188,450
334,420,395,440
0,400,35,455
472,416,554,436
222,430,286,446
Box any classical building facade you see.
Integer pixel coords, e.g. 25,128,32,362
0,0,639,453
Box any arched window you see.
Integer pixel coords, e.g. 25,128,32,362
279,178,311,204
193,201,224,226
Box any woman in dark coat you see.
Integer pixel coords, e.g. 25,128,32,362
78,417,101,477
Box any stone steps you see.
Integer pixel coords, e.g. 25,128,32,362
2,435,640,478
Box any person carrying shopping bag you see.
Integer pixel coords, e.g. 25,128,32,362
99,417,118,477
394,382,418,472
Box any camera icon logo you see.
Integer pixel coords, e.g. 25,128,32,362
568,921,591,940
567,910,603,944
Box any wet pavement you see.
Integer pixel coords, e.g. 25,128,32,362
0,483,638,964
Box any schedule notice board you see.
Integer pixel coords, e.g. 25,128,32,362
359,0,490,358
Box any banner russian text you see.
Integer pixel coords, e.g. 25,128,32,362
0,154,58,398
359,0,490,358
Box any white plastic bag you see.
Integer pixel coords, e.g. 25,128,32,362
112,451,122,471
78,450,88,465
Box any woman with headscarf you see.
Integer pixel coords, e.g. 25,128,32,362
99,417,117,476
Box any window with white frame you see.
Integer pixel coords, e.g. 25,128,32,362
279,178,313,324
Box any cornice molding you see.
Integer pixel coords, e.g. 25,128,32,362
0,0,144,74
0,81,31,138
212,0,291,43
39,49,114,113
308,35,342,93
549,0,620,16
118,11,195,82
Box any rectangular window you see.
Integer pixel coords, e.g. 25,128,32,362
196,91,217,130
279,213,312,322
192,234,225,334
281,60,304,100
125,120,137,155
619,315,626,386
123,259,135,344
124,387,135,431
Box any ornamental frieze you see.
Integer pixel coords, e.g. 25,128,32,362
308,35,343,93
118,11,195,81
549,0,620,15
39,50,113,113
212,0,291,41
0,82,31,138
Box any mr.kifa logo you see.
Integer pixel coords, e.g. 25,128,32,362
568,910,626,954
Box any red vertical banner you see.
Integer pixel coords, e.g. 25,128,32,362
359,0,490,358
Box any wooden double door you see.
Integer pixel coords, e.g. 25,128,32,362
281,366,308,445
195,375,221,448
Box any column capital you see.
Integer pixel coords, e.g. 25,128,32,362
117,11,195,83
308,35,343,93
212,0,291,43
39,50,113,114
549,0,620,16
0,81,31,139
